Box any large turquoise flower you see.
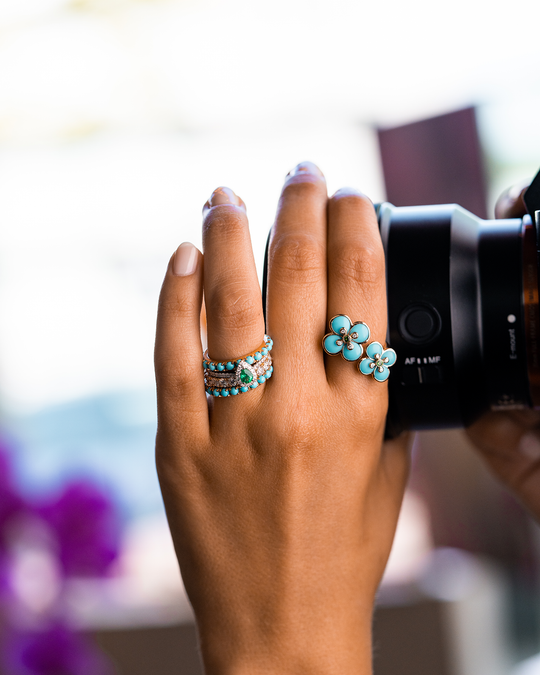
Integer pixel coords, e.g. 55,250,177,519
322,314,370,362
358,342,397,381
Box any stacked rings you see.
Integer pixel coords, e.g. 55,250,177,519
203,335,274,397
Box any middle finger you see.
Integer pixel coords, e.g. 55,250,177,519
266,162,328,380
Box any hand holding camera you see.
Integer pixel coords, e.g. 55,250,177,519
155,163,540,673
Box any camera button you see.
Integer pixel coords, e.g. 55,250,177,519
398,304,441,344
406,310,434,337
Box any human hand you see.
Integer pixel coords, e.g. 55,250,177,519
466,181,540,522
154,163,409,675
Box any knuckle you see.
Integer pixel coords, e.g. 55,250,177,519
159,293,200,322
154,351,202,394
270,233,324,282
263,399,318,452
333,242,385,288
207,281,263,332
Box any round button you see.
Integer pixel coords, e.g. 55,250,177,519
398,304,441,345
405,310,434,338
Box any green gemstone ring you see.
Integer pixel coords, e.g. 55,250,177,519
203,335,274,397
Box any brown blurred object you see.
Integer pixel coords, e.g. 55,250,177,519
94,624,204,675
378,107,488,219
410,430,532,560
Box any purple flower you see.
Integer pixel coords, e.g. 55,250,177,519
0,444,28,554
37,480,122,578
3,623,113,675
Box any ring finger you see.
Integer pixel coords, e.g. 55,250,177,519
202,187,267,413
325,188,389,389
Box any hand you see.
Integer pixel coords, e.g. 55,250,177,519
154,163,409,675
466,181,540,521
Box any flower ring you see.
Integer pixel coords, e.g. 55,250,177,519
358,342,397,382
322,314,370,362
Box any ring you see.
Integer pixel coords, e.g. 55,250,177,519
358,341,397,382
203,335,274,397
322,315,370,361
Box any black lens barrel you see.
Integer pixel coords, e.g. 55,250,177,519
380,203,529,435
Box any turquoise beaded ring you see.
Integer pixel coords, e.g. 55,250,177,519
323,314,397,381
203,335,273,397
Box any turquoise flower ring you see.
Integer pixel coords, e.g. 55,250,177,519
323,334,345,355
342,341,362,361
350,322,370,344
322,314,370,362
203,335,273,397
358,341,397,382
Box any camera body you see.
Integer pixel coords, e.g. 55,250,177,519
262,169,540,436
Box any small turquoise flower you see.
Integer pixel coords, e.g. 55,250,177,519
322,314,370,362
358,342,397,382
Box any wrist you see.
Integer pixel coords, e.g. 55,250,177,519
196,610,374,675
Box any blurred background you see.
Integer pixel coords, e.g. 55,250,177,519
0,0,540,673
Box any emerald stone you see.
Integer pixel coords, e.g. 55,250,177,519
239,368,253,385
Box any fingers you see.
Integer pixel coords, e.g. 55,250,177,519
155,243,209,444
495,181,529,219
266,162,328,377
203,187,265,364
325,189,387,389
466,411,540,519
202,188,268,416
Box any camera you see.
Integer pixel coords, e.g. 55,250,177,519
262,168,540,437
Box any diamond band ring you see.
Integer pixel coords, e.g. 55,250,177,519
203,335,274,397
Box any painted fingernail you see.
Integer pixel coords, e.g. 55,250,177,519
208,186,239,206
173,242,198,277
286,161,324,178
203,187,246,215
518,432,540,461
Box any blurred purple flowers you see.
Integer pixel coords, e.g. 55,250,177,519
0,440,121,674
38,480,121,578
4,624,113,675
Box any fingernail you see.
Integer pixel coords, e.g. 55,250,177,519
173,242,198,277
518,433,540,460
286,161,324,179
208,187,238,207
508,179,531,202
203,187,246,216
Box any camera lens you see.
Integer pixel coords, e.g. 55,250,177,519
378,202,540,436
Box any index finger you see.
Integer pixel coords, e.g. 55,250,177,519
495,181,530,219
